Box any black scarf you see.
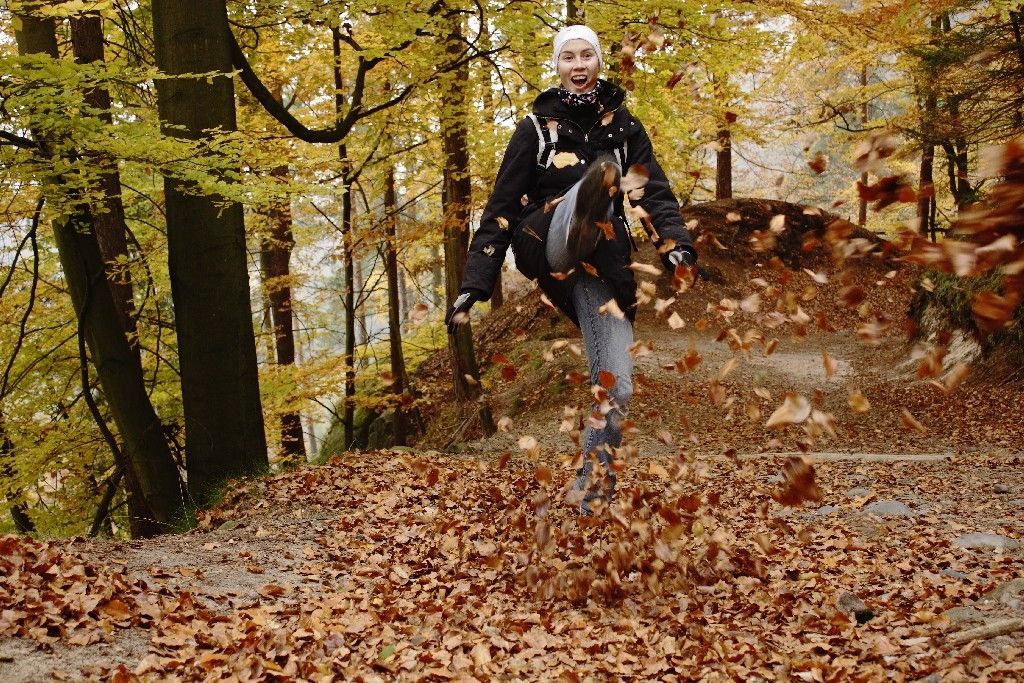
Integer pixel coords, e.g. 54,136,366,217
558,79,603,108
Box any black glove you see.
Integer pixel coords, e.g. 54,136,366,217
445,291,477,334
663,247,696,272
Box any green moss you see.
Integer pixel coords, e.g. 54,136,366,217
910,268,1024,362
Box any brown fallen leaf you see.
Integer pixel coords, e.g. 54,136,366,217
765,393,811,428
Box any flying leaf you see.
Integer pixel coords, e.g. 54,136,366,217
599,298,625,319
900,409,927,434
857,175,916,210
765,393,812,428
621,164,650,196
740,292,761,313
823,351,838,379
718,357,738,380
848,389,871,413
409,303,429,323
807,152,828,174
629,261,661,276
552,152,580,168
772,457,823,506
803,268,828,284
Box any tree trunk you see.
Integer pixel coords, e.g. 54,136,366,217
1,417,34,534
384,166,410,445
331,27,357,448
715,128,732,200
491,272,504,309
68,9,160,530
1011,10,1024,128
69,12,137,346
260,161,306,463
918,142,935,239
918,15,941,240
152,0,268,505
567,0,580,22
398,266,410,320
15,4,187,536
441,11,495,435
858,66,869,228
431,245,444,307
354,251,367,349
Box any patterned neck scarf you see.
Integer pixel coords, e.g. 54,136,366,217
558,79,603,108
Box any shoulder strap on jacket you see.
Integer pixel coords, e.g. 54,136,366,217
527,113,557,169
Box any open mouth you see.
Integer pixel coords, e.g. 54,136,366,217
571,75,589,87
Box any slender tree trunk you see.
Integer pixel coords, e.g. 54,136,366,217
1,418,34,534
15,4,187,535
918,17,938,241
354,252,367,349
260,160,305,463
1011,10,1024,128
384,166,410,445
152,0,268,505
715,128,732,200
331,27,357,448
858,66,869,228
918,141,935,239
491,272,504,309
430,245,444,306
567,0,579,22
398,267,409,320
258,85,304,463
441,11,495,434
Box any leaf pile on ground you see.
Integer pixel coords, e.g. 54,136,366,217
2,450,1022,680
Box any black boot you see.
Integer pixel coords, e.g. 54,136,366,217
567,155,621,264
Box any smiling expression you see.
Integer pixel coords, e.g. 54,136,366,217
556,38,600,94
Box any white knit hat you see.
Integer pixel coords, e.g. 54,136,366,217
552,25,603,70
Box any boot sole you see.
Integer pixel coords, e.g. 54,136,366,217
567,157,621,264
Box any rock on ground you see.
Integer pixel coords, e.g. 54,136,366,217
952,533,1020,551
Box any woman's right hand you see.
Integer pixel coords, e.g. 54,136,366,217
445,292,477,334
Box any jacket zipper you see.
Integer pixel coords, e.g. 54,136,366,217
549,105,621,143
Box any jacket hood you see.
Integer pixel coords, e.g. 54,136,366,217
533,79,627,119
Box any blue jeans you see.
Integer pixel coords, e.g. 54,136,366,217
546,172,633,512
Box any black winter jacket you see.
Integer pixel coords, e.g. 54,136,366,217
460,80,696,326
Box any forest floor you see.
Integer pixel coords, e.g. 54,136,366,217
3,201,1024,681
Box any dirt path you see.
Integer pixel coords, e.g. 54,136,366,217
466,310,1024,463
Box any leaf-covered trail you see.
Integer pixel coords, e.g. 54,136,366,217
5,300,1024,680
2,446,1022,680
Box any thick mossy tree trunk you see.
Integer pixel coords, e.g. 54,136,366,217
151,0,268,505
441,11,494,434
15,4,186,536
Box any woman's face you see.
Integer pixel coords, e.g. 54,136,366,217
556,38,600,93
